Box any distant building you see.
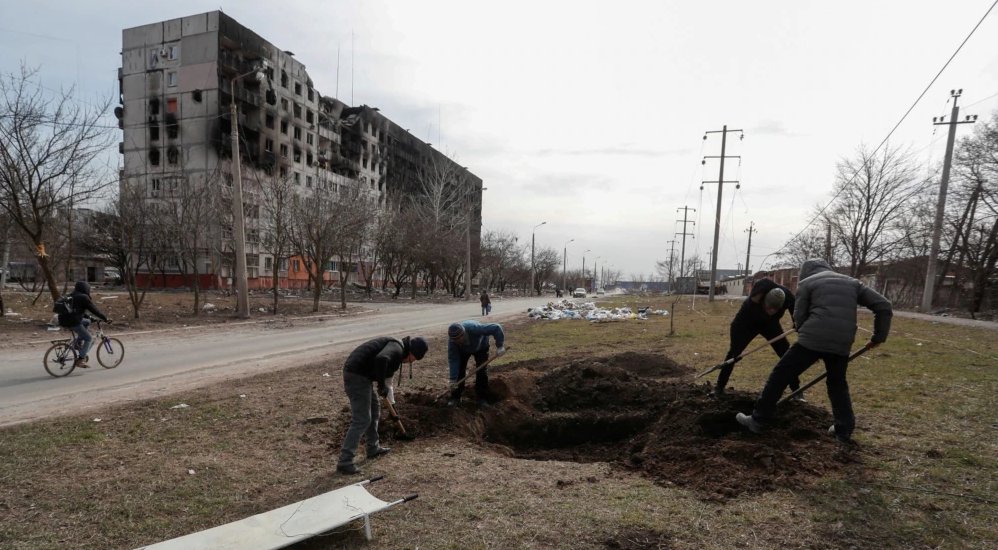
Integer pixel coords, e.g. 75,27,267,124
118,11,482,289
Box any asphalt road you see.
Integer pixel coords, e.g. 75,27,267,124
0,296,541,427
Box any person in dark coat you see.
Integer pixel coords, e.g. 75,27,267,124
337,336,429,475
736,259,892,443
479,290,492,316
447,320,505,407
59,281,110,367
715,278,801,399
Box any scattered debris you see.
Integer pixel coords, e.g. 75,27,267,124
527,300,667,322
303,416,329,424
170,403,190,409
202,303,216,312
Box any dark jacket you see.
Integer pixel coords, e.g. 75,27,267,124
343,337,411,390
732,278,795,327
794,259,892,356
479,292,491,307
60,281,108,327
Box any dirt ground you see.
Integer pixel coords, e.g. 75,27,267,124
348,353,860,502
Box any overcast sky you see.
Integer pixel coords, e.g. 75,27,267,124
3,1,997,278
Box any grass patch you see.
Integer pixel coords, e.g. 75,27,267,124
0,296,995,548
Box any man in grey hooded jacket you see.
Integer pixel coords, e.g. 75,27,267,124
736,259,892,442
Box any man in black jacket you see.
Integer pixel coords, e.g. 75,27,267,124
737,259,892,442
58,281,110,367
715,278,800,399
337,336,429,475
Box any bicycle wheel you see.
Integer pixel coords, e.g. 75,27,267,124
43,343,77,378
96,337,125,369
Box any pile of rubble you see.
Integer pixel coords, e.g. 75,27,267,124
526,300,669,322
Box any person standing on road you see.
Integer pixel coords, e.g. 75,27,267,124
337,336,429,475
58,281,110,367
480,290,492,316
447,320,505,407
715,279,802,399
736,259,892,443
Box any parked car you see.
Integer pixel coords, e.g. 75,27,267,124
572,288,586,298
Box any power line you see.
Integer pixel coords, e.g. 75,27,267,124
771,0,998,259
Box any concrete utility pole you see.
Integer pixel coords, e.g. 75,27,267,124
825,220,832,264
676,206,696,282
230,64,269,319
703,125,743,302
667,239,677,290
581,249,591,290
744,222,755,276
921,89,976,312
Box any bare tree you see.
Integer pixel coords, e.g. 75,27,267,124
411,153,471,296
0,65,115,300
532,246,560,294
258,170,295,314
290,186,340,312
331,186,376,309
827,144,926,277
163,171,224,315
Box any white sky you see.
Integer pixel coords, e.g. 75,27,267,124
3,1,998,278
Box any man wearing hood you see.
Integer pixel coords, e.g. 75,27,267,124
58,281,110,367
715,279,801,399
736,259,892,443
337,336,429,475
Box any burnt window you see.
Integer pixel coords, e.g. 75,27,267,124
280,98,288,111
306,109,313,124
293,127,301,140
149,148,160,166
293,103,301,119
294,82,301,96
150,126,159,141
149,98,160,115
280,71,288,88
167,146,179,165
167,122,179,139
264,138,274,152
280,120,288,134
265,114,275,129
192,89,203,103
307,87,314,101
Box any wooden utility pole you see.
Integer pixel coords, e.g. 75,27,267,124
703,126,743,302
744,222,755,276
921,89,976,312
667,239,677,290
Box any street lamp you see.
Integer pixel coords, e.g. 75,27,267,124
592,256,601,293
561,238,574,294
530,221,546,296
229,61,269,319
581,249,591,290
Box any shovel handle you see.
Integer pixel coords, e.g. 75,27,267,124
435,349,508,402
695,328,796,379
778,344,872,405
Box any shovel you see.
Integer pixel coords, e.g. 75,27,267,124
383,396,415,441
777,344,873,405
434,350,507,403
695,328,796,379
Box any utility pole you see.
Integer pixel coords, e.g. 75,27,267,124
825,220,832,263
743,222,755,277
667,239,677,290
676,206,696,285
703,125,743,302
921,89,976,312
561,238,574,294
530,221,546,296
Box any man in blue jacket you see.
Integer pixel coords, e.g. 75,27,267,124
736,259,892,443
337,336,428,475
447,320,505,407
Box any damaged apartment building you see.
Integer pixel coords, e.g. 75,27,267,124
118,10,482,289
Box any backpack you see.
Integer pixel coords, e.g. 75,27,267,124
53,295,75,316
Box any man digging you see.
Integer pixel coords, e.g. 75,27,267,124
337,336,429,475
715,280,803,400
447,320,506,407
736,259,892,444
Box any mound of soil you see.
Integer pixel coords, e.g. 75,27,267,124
345,352,862,500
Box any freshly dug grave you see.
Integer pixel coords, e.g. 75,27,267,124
349,353,861,500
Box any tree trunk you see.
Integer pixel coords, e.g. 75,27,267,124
272,263,280,315
36,251,60,301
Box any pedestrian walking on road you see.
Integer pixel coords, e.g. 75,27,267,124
736,259,892,443
447,320,505,407
715,279,802,399
337,336,429,475
480,290,492,316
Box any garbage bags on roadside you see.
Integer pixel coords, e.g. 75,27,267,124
526,299,668,323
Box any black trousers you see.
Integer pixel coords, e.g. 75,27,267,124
717,320,799,392
751,343,855,438
451,348,490,400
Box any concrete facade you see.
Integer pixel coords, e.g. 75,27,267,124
119,11,483,288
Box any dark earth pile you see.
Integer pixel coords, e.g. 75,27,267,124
349,352,861,500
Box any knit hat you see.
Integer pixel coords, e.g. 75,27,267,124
448,323,465,341
764,288,785,311
409,337,429,360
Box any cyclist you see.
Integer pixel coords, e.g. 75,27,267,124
57,281,110,367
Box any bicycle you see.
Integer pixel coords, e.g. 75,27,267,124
43,319,124,377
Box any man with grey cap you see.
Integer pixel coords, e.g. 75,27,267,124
736,259,892,443
715,277,800,399
447,320,506,407
337,335,429,475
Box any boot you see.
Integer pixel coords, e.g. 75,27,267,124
790,390,806,402
367,447,391,459
337,463,360,475
736,413,764,434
